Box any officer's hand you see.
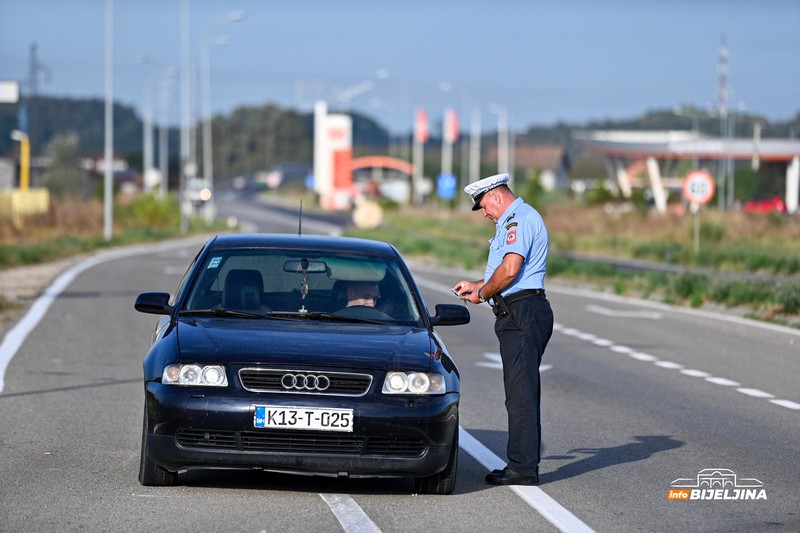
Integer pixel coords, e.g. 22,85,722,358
453,280,479,304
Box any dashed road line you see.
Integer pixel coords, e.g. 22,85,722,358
585,304,663,320
770,399,800,410
320,493,381,533
0,238,206,393
553,322,799,411
459,428,595,533
476,352,552,372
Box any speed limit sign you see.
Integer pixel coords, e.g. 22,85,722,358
682,170,715,205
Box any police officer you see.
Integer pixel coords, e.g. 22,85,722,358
453,173,553,486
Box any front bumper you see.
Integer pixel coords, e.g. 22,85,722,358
144,382,459,478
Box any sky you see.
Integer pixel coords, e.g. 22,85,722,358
1,0,799,135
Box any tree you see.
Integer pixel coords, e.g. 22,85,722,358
38,132,91,198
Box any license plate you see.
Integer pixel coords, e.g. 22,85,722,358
254,406,354,432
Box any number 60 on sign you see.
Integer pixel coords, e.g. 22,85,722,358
682,170,715,205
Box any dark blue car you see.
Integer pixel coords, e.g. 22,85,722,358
134,234,469,494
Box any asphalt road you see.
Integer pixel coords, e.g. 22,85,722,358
0,190,798,532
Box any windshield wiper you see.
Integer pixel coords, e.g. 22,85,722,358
179,308,269,319
265,311,388,324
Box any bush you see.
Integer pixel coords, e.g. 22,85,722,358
632,241,683,264
119,194,180,229
775,280,800,314
725,282,767,307
698,221,726,243
670,273,709,302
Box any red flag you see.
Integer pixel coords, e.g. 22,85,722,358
443,108,459,144
415,108,428,143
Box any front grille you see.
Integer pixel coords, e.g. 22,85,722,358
239,368,372,396
175,429,426,457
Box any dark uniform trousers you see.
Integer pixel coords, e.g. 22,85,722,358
494,293,553,477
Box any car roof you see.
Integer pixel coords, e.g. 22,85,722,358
204,233,400,258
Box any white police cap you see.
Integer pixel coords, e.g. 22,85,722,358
464,173,510,210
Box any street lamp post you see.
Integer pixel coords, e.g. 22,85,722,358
490,103,509,182
138,55,159,195
157,68,175,199
200,10,246,223
180,0,190,233
104,0,114,240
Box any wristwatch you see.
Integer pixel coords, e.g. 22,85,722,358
478,288,486,304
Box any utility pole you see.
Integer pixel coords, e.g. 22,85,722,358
179,0,191,232
103,0,114,240
717,34,729,210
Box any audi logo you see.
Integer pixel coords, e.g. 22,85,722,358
281,373,331,391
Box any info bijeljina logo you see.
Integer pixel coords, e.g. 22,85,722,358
667,468,767,501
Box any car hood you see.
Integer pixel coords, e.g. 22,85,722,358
175,317,436,371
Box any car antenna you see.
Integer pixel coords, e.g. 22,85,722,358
298,199,303,236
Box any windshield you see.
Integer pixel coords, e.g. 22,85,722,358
180,249,423,326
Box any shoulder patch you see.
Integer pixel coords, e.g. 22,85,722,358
505,221,518,231
506,230,517,245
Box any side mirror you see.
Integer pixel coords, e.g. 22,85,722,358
135,292,174,315
429,304,470,327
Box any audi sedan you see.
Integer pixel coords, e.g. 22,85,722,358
134,233,470,494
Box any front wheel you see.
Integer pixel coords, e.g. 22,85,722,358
414,428,458,495
138,405,177,486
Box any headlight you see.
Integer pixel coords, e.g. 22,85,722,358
162,364,228,386
382,371,446,395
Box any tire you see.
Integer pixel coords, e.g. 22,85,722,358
414,428,458,495
138,406,178,486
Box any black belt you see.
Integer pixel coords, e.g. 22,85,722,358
504,288,546,305
491,289,545,317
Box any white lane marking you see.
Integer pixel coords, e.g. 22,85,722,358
408,264,800,337
629,352,658,362
609,345,634,354
320,493,381,533
459,428,596,533
163,265,187,276
769,399,800,410
0,238,207,393
737,388,774,399
476,353,552,373
553,321,798,411
705,377,740,387
681,369,712,378
585,304,663,320
478,352,503,369
416,276,594,529
654,361,684,370
417,270,800,409
551,284,800,337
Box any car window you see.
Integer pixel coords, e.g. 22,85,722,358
182,250,422,325
169,246,203,307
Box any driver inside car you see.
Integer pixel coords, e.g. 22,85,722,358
345,281,381,308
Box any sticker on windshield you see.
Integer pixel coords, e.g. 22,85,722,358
207,256,222,269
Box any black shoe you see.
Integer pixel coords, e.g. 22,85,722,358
485,467,538,486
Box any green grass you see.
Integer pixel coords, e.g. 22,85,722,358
0,194,225,270
4,195,800,328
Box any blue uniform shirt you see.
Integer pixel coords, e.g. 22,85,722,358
484,197,549,298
